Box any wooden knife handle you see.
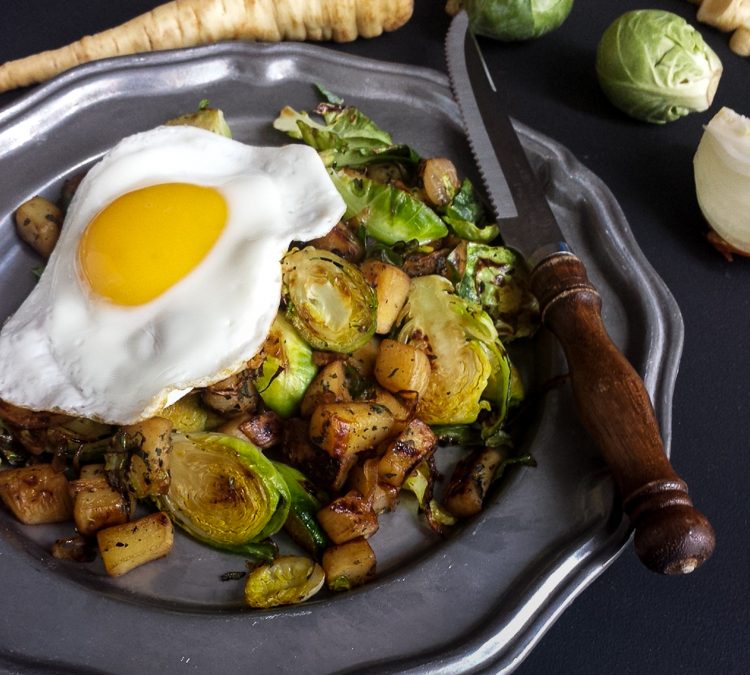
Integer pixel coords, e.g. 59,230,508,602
531,252,715,574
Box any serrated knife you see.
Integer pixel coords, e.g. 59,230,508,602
445,10,714,574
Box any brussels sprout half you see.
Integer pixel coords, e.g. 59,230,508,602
244,555,325,608
155,433,290,559
596,10,722,124
395,275,509,425
164,107,232,137
282,247,377,354
329,170,448,245
251,314,318,418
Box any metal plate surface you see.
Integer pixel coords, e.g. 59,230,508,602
0,42,682,674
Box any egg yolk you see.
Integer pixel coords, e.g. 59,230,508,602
78,183,227,305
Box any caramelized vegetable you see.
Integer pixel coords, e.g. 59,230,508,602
155,433,289,559
97,511,174,577
0,464,72,525
282,248,377,353
322,537,377,591
69,464,130,535
317,490,379,544
244,555,325,608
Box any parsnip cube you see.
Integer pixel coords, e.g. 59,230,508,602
0,464,72,525
322,538,377,592
279,418,347,492
360,261,411,334
317,490,379,544
374,339,431,397
97,512,174,577
300,360,353,418
444,446,506,518
69,464,130,536
378,418,437,488
370,387,417,434
309,402,395,460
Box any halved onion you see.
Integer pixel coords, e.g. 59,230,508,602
694,107,750,255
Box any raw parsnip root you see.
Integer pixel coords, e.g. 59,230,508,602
0,0,414,93
697,0,750,31
729,25,750,54
689,0,750,56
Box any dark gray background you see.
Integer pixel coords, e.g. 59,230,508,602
1,1,748,672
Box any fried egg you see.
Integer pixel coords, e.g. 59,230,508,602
0,125,345,424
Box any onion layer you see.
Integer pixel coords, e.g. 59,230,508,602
694,107,750,253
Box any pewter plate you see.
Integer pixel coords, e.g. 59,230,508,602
0,43,682,674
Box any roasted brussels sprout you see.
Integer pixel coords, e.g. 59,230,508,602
453,242,539,341
273,94,419,170
155,432,289,560
281,247,376,353
160,392,223,432
165,107,232,137
441,179,499,243
394,275,505,425
244,555,325,608
249,314,318,418
329,170,448,245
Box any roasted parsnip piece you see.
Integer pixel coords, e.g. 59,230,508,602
322,537,377,591
69,464,130,536
309,401,395,469
360,261,411,334
317,490,379,544
377,418,437,488
444,446,507,518
238,411,283,449
0,464,72,525
97,511,174,577
370,387,417,434
300,360,353,418
307,221,365,262
374,339,431,397
201,369,259,415
216,411,283,449
279,418,344,491
420,157,460,207
14,196,62,258
348,337,381,377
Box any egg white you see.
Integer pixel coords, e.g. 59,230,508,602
0,125,345,424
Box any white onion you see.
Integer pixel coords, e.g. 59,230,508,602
694,106,750,253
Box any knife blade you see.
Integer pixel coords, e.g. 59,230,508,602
445,10,714,575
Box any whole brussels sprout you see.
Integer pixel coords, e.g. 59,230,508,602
463,0,574,41
596,10,722,124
